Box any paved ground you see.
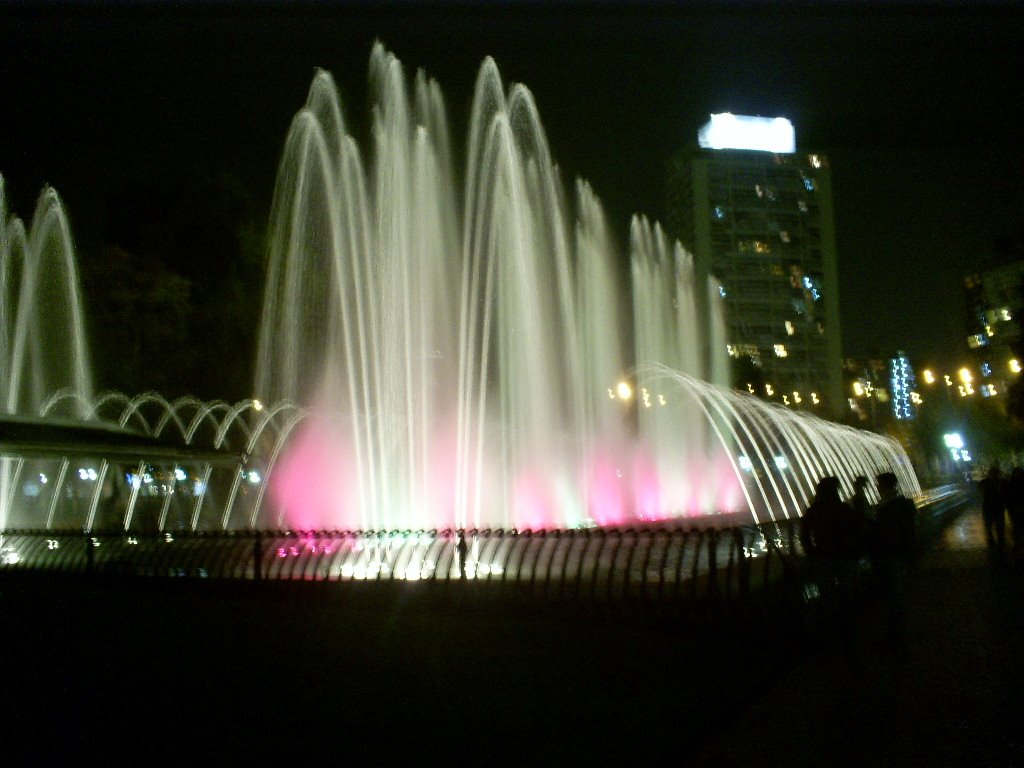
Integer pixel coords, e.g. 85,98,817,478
2,502,1018,763
694,504,1024,767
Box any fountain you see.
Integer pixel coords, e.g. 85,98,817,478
1,178,95,532
0,45,919,538
251,43,919,532
0,177,93,419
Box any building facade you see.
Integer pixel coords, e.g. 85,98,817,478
963,255,1024,400
668,115,844,416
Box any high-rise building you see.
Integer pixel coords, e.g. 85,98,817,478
963,245,1024,399
668,114,844,416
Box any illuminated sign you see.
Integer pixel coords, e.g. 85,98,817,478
697,113,796,153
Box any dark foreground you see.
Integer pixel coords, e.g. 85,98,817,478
3,505,1022,764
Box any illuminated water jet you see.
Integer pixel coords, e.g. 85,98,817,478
252,44,919,531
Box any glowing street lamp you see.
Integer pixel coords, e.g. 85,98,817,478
922,369,935,385
615,381,633,401
959,367,973,385
1011,359,1022,374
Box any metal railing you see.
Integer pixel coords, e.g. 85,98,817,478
0,485,971,609
0,522,802,605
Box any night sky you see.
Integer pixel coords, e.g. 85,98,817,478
2,1,1022,376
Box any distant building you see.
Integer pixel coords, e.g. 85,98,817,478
843,355,892,428
668,114,843,416
963,247,1024,400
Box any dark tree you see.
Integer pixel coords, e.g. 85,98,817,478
86,172,266,402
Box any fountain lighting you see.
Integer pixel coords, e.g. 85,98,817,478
241,44,918,531
0,47,920,536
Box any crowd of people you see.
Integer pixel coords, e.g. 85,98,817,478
799,472,917,644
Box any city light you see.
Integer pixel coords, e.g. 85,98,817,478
697,113,796,153
943,433,964,450
852,381,865,397
959,367,973,384
922,369,935,384
1011,359,1022,374
615,381,633,401
890,352,916,420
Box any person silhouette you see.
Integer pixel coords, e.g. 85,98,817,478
456,530,469,580
1005,467,1024,553
980,465,1006,551
872,471,916,647
801,476,861,561
801,476,862,634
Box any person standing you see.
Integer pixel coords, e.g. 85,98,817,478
801,476,862,635
456,530,469,580
980,465,1007,551
1005,467,1024,553
872,471,917,647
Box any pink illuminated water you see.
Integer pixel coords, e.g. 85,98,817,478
254,44,919,532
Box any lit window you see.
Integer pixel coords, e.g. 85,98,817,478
803,178,815,192
713,206,725,219
809,154,822,169
982,362,992,377
798,201,809,213
719,285,727,298
727,344,737,357
774,344,788,358
985,324,995,337
785,320,795,335
1010,359,1022,374
1001,308,1012,321
755,184,764,198
779,231,790,243
967,333,988,349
